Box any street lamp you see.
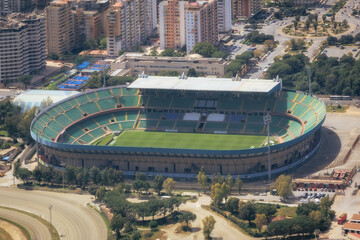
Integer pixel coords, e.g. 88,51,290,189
49,204,53,236
263,110,272,180
305,65,312,95
35,108,40,167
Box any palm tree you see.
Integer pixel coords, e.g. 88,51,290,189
322,14,326,23
294,20,299,33
313,22,318,33
305,20,311,33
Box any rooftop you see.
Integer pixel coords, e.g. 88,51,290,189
13,90,80,112
343,222,360,230
352,214,360,221
127,76,281,94
293,178,345,184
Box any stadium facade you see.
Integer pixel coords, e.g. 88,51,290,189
31,75,326,179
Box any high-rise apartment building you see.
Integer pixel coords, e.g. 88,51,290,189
159,0,219,54
77,0,110,35
45,0,75,55
232,0,261,19
217,0,231,33
159,0,186,50
0,13,46,83
106,0,156,57
0,0,33,16
185,0,218,54
73,8,102,48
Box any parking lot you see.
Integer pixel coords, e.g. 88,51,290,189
322,45,360,59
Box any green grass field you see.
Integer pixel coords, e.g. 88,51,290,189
98,130,266,150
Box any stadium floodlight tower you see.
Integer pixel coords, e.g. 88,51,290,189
305,65,312,95
263,110,272,180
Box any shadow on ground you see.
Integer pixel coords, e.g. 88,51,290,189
291,126,342,178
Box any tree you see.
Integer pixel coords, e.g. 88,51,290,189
313,21,318,32
294,215,316,237
210,182,230,206
187,68,198,77
331,13,335,23
96,186,106,201
99,37,107,50
264,40,275,51
160,48,178,57
256,204,277,221
235,176,243,194
314,13,318,22
18,75,32,88
272,174,293,201
225,197,239,214
90,166,101,185
111,214,124,239
305,20,311,32
308,14,314,23
294,20,299,32
295,15,300,22
239,201,256,223
39,97,53,111
322,14,326,23
202,215,216,239
226,174,233,189
33,167,42,184
163,177,176,195
342,19,348,28
153,175,164,195
150,47,158,56
17,168,32,183
255,214,267,232
191,42,217,57
178,212,196,229
197,167,209,193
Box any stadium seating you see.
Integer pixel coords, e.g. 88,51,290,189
32,84,326,147
171,96,195,109
183,113,200,121
207,113,225,122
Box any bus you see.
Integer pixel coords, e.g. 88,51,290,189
330,95,352,101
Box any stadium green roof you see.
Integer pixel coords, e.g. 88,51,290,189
128,76,281,94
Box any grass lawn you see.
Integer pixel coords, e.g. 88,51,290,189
326,105,349,113
276,206,297,218
107,130,266,150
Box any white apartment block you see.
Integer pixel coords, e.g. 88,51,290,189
217,0,232,33
106,0,157,57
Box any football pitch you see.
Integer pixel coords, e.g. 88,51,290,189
97,130,267,150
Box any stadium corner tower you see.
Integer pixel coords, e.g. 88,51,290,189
31,75,326,179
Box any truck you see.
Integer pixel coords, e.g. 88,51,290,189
338,213,347,224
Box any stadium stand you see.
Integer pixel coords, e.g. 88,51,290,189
31,76,326,178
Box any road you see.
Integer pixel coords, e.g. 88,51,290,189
244,0,360,79
0,207,51,240
0,187,107,240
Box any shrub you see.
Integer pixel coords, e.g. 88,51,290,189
149,220,158,229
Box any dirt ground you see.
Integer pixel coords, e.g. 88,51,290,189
0,219,27,240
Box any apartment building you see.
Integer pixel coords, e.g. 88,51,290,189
232,0,262,19
185,0,218,54
159,0,186,50
106,0,156,57
45,0,75,55
77,0,110,35
217,0,231,33
73,8,102,48
0,0,33,16
110,53,228,76
0,13,46,83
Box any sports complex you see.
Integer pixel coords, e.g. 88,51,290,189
30,75,326,179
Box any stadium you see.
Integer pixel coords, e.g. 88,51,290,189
30,75,326,179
